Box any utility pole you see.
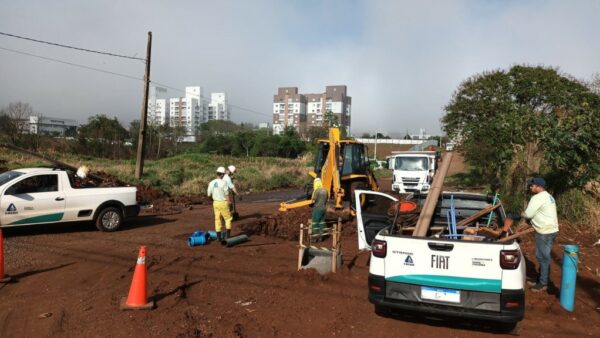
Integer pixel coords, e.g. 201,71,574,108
373,132,378,161
135,32,152,179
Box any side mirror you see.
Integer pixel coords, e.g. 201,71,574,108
387,159,393,170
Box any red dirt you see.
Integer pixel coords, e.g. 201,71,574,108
1,156,599,337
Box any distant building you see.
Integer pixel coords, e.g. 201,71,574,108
409,128,432,140
272,85,351,136
258,122,271,129
148,98,169,126
29,116,78,136
206,92,230,122
169,86,206,142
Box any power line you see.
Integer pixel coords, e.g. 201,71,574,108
0,46,143,81
151,81,271,117
0,31,146,61
0,44,270,119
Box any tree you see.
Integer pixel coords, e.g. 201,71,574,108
443,65,600,209
78,114,129,159
0,102,33,145
324,110,339,128
308,126,329,142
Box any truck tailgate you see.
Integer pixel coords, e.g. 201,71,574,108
384,236,504,310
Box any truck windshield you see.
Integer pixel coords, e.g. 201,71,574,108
0,171,25,186
394,157,428,171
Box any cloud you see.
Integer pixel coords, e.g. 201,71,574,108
0,0,598,136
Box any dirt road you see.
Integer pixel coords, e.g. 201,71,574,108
1,158,599,337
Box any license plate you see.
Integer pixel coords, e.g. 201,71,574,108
421,286,460,303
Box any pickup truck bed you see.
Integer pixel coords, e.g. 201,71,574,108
355,190,525,326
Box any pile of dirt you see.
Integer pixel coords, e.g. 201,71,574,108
240,208,312,240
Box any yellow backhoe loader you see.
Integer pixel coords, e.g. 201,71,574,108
279,128,379,215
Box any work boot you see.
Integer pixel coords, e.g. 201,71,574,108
225,229,231,239
530,283,547,292
216,232,222,241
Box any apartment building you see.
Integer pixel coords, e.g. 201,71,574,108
272,85,351,136
169,86,206,142
206,92,230,122
147,98,169,126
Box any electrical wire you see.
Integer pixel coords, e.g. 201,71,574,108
0,45,270,119
0,46,143,81
0,31,145,61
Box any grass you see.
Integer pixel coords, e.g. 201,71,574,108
0,150,312,196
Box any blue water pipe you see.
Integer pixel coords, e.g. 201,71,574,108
188,235,207,246
560,244,579,312
207,231,217,240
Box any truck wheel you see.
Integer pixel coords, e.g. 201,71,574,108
374,305,391,317
95,207,123,232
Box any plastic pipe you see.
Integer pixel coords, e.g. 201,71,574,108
188,235,207,246
221,234,249,247
560,244,579,312
207,231,217,240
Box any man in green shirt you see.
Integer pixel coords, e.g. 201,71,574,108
311,178,328,242
522,177,559,292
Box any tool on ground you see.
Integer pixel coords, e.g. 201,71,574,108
120,246,154,310
0,227,12,283
298,218,343,274
279,128,379,218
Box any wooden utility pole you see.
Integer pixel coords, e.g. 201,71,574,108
135,32,152,179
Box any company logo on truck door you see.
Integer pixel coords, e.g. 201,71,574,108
5,203,18,215
431,255,450,269
404,255,414,266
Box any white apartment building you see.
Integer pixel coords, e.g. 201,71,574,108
29,116,78,136
147,98,169,126
168,86,206,142
206,92,230,122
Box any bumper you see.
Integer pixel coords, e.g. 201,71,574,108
124,204,140,218
392,184,430,194
368,274,524,323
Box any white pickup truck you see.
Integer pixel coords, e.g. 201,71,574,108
387,151,438,194
0,168,139,231
355,190,525,329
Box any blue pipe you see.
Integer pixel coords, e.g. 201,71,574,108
207,231,217,240
188,235,207,246
560,244,579,312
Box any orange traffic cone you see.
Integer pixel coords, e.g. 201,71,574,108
120,246,154,310
0,228,12,283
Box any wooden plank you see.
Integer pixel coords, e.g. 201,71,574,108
456,203,501,227
498,227,535,242
413,152,453,236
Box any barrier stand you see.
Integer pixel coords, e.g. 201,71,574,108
0,228,12,283
297,218,343,274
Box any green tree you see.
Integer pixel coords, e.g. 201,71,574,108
443,65,600,208
324,110,339,128
78,114,129,159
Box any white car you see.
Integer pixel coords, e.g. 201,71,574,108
355,190,525,329
0,168,139,231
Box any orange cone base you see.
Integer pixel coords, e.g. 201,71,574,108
119,297,154,311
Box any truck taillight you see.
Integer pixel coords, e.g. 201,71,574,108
372,239,387,258
500,250,521,269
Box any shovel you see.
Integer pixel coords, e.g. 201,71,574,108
232,194,240,220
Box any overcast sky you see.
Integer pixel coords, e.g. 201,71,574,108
1,0,599,136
